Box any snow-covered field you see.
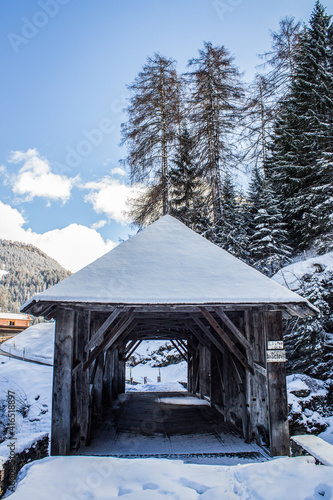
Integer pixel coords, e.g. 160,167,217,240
6,455,333,500
1,322,54,364
126,359,187,392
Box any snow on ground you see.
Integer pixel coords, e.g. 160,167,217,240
0,354,52,463
1,322,54,364
273,251,333,290
6,455,333,500
126,360,187,392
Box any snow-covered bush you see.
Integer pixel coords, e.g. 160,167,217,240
287,374,332,435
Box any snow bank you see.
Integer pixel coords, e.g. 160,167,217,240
0,355,52,463
8,455,333,500
1,322,54,365
273,252,333,290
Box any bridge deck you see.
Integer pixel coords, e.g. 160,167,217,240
76,392,269,465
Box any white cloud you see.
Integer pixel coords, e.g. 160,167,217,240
110,167,126,177
84,177,143,224
7,149,77,203
0,201,116,272
91,219,107,230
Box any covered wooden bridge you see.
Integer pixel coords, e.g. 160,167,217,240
21,216,315,457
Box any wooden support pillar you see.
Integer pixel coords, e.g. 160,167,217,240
74,311,91,449
187,344,193,393
193,349,200,394
112,348,119,400
199,344,210,399
210,348,223,408
103,349,113,406
51,308,75,456
118,348,126,394
93,352,104,419
265,311,290,457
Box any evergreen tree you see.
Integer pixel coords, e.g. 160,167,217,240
187,42,244,223
121,54,180,218
213,170,249,261
284,269,333,380
266,2,333,251
248,168,291,276
169,127,210,233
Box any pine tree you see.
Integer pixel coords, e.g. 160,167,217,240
121,54,180,219
213,170,249,261
169,127,210,233
266,1,333,251
248,169,291,276
187,42,244,223
284,269,333,380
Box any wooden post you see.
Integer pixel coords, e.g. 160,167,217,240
73,311,91,449
103,349,113,406
199,344,210,399
112,348,119,400
51,308,75,456
265,311,290,456
93,352,104,419
118,347,126,394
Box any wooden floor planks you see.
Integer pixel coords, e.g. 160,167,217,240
76,392,269,464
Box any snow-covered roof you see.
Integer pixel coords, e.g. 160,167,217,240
21,215,315,313
0,312,31,320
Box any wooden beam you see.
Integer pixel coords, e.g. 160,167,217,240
171,340,187,362
83,310,135,370
183,320,211,350
85,308,121,352
199,307,254,375
175,340,187,357
191,315,226,356
125,340,142,361
125,339,138,355
214,308,252,351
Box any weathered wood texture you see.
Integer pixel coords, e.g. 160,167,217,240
71,311,91,449
265,311,290,456
51,308,75,455
244,311,270,448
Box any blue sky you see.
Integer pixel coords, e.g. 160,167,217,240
0,0,325,271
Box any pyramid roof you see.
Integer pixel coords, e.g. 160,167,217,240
21,216,315,315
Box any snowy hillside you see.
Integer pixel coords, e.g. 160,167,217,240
1,322,54,364
273,252,333,290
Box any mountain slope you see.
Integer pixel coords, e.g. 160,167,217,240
0,239,71,313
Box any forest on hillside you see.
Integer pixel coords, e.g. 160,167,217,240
0,239,71,313
120,1,333,380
